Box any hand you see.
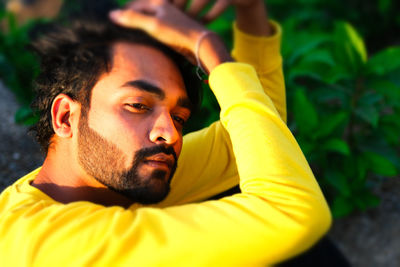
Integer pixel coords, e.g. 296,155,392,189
109,0,232,73
171,0,272,36
170,0,262,23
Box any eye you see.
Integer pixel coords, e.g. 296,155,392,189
172,115,186,126
126,103,152,111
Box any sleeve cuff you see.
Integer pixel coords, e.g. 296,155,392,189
208,63,272,111
231,20,282,73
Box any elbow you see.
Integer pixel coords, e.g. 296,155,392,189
268,200,332,265
303,197,333,247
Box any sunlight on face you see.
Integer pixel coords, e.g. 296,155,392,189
77,42,191,204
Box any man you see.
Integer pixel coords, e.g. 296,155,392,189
0,0,331,265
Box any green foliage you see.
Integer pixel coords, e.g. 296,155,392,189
282,16,400,217
189,0,400,218
0,10,41,125
268,0,400,53
116,0,130,7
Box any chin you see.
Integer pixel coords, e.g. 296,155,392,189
117,169,172,204
118,182,171,205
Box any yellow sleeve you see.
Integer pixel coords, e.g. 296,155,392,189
159,21,287,205
0,63,331,266
232,20,287,122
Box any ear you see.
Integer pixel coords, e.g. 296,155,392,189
51,94,79,138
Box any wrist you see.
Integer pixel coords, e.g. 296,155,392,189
235,1,272,36
234,0,264,9
196,32,232,74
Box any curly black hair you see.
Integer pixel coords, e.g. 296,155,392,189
30,18,201,154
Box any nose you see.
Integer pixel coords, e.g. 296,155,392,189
149,110,179,145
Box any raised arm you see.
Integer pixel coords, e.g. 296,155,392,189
232,0,287,121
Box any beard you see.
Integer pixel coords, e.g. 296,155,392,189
77,110,177,204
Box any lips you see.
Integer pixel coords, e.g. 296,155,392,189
143,153,175,169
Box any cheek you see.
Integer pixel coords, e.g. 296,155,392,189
174,138,183,158
89,110,148,157
113,120,148,154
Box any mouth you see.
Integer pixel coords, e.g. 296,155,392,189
143,153,175,170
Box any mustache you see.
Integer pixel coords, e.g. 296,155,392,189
135,145,177,163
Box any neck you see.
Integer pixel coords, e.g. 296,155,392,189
32,148,135,208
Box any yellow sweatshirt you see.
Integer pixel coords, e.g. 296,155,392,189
0,23,331,266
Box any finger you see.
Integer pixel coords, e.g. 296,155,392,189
125,0,163,9
187,0,210,17
202,0,230,23
109,9,157,32
125,0,148,9
126,0,166,9
171,0,188,9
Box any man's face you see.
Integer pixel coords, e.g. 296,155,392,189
76,42,191,204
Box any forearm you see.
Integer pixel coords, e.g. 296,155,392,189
232,21,286,121
235,0,272,36
197,32,233,73
209,63,331,261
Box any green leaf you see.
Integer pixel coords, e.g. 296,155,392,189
378,0,392,15
354,105,379,127
323,64,353,84
367,79,400,105
288,50,337,83
363,151,398,176
0,8,6,20
331,195,354,218
366,46,400,75
296,137,315,157
358,91,383,106
313,87,347,105
355,156,368,183
284,33,330,65
322,138,350,155
386,68,400,87
325,170,351,196
381,114,400,129
208,18,231,33
14,106,38,126
288,63,325,82
381,114,400,145
354,191,381,211
333,21,367,74
116,0,130,6
297,49,335,66
293,88,319,134
314,112,348,139
341,22,368,63
382,125,400,145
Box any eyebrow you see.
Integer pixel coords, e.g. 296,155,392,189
121,80,165,100
121,79,193,111
177,97,193,111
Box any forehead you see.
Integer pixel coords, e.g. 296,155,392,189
88,41,188,108
109,41,185,90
